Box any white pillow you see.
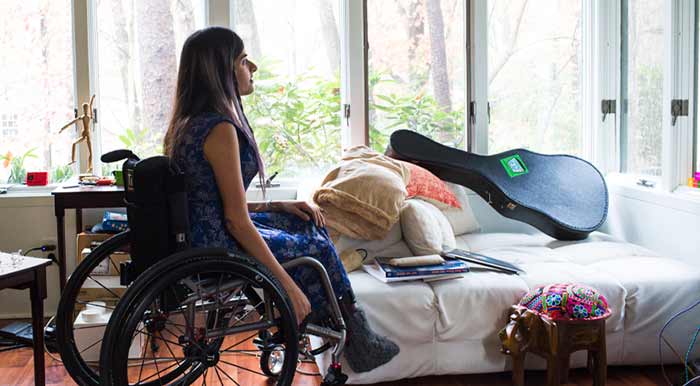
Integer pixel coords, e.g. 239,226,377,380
400,199,456,255
442,182,480,236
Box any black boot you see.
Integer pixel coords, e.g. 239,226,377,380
339,291,400,373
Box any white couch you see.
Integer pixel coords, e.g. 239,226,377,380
310,184,700,384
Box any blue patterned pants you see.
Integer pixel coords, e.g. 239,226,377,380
250,211,352,313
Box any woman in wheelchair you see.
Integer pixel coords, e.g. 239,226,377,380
162,27,399,374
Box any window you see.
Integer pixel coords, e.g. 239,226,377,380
92,0,206,173
231,0,342,179
486,0,583,156
620,0,664,177
1,114,18,137
0,1,75,184
366,0,467,153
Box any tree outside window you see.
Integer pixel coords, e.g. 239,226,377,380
0,1,74,184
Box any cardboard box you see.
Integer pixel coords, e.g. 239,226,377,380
76,275,126,308
79,249,130,276
76,232,130,276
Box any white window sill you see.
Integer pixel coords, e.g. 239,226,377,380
0,181,302,207
605,173,700,215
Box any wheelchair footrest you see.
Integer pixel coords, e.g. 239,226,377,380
321,363,348,386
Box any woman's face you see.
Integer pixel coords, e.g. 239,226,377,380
234,50,258,96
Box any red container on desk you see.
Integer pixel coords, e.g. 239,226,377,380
26,171,48,186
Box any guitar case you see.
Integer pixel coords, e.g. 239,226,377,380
386,130,608,240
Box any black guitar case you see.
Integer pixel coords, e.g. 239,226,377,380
386,130,608,240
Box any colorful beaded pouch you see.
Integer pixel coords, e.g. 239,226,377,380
518,283,610,320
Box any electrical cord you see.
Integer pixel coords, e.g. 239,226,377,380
659,298,700,385
686,326,700,384
684,375,700,386
22,244,58,264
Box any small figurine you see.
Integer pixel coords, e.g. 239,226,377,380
59,94,95,174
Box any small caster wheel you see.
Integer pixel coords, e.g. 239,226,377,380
260,345,285,377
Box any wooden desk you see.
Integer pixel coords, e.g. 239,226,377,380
0,253,51,386
51,185,124,290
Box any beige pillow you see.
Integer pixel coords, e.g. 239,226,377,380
442,182,481,235
313,146,410,240
400,199,456,255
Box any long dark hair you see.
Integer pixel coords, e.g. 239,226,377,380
164,27,265,188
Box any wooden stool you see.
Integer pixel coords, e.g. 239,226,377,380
499,305,609,386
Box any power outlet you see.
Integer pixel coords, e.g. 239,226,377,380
41,237,57,248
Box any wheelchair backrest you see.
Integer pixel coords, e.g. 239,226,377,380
122,155,190,275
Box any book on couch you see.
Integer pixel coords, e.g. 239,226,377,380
363,256,469,283
441,248,525,275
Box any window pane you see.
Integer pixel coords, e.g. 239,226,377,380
487,0,582,156
0,2,75,184
232,0,341,179
622,0,664,176
367,0,466,152
94,0,205,172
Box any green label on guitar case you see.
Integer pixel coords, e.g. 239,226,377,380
500,154,528,177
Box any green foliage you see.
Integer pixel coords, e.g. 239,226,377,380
50,164,74,183
244,62,342,175
368,72,464,153
118,127,161,159
1,148,37,184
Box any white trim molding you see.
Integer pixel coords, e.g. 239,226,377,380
340,0,368,148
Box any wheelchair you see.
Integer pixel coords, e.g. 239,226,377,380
55,149,349,386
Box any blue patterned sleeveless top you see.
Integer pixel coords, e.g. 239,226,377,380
172,112,259,252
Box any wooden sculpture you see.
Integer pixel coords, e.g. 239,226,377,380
59,94,95,174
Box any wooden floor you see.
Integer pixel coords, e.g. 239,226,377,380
0,317,686,386
0,343,684,385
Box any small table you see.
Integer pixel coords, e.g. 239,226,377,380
52,185,124,290
500,305,610,386
0,253,51,386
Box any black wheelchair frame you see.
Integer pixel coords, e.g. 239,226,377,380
56,150,349,386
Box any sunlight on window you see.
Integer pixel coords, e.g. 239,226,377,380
233,0,341,180
94,0,205,174
622,0,664,177
367,0,466,153
487,0,582,156
0,2,74,184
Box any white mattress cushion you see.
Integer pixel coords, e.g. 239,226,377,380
349,271,437,345
588,256,700,364
323,232,700,383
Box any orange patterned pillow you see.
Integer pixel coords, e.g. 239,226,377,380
403,162,461,209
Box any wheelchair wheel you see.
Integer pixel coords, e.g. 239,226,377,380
56,231,132,385
100,249,299,386
56,230,192,385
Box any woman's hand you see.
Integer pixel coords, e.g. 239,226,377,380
281,279,311,326
277,201,326,228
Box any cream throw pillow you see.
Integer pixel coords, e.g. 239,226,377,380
313,146,410,240
442,182,481,235
400,199,456,255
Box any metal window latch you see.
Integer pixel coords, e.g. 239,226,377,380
343,104,350,126
637,179,655,188
601,100,616,122
469,101,476,125
671,99,688,126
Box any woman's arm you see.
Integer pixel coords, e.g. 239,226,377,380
203,122,310,324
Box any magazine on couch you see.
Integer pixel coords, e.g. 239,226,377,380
363,256,469,283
